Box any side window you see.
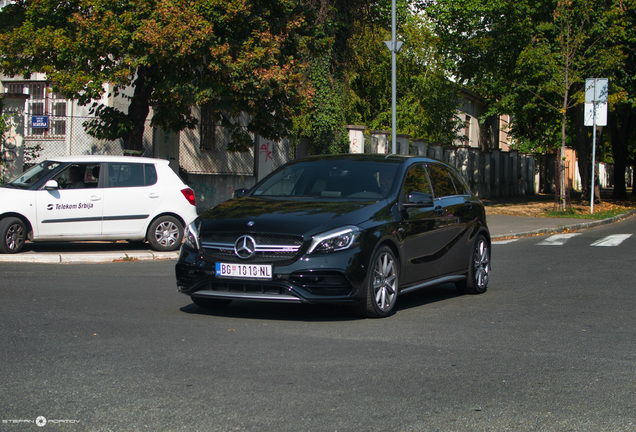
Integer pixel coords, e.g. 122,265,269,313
108,163,145,188
448,169,470,195
52,163,100,189
426,164,457,198
144,164,158,186
403,164,433,196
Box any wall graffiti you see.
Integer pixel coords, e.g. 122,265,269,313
2,134,18,163
1,133,19,182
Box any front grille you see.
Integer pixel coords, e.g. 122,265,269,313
201,232,304,263
210,280,287,296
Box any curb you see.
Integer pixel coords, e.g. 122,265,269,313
491,209,636,240
0,250,180,264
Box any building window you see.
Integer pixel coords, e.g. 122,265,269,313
200,103,217,151
14,82,68,138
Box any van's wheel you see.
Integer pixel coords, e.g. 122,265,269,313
457,233,490,294
353,245,399,318
148,216,183,251
0,217,27,254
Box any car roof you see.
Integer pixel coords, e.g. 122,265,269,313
294,153,437,164
44,155,170,165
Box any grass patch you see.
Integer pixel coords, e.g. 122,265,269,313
543,207,631,220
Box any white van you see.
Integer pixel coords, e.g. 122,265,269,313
0,155,198,253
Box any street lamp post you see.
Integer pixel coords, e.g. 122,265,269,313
384,0,402,154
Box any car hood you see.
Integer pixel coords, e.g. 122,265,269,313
0,186,33,211
198,197,389,238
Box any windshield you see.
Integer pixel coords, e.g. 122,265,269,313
252,159,399,199
6,161,62,189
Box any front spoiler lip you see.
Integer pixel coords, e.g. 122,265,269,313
177,272,360,304
190,289,302,303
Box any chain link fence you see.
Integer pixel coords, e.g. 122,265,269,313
13,115,289,176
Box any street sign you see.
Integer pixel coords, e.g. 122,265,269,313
585,78,608,214
31,115,49,129
584,78,608,126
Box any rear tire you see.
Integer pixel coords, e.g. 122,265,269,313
0,217,27,254
148,216,183,251
457,233,490,294
191,296,232,309
353,245,399,318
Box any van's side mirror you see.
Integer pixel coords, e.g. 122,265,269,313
44,179,59,190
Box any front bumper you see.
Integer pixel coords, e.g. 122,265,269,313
175,244,368,304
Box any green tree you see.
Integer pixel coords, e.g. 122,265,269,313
0,0,309,153
607,0,636,198
342,4,465,149
426,0,627,205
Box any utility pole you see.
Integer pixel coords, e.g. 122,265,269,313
384,0,402,154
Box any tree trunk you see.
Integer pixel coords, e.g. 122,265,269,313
123,66,153,154
610,105,631,199
573,104,592,202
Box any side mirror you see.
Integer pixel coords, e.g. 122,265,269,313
233,188,249,198
44,179,60,190
403,192,434,208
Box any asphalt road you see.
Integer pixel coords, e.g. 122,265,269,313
1,217,635,431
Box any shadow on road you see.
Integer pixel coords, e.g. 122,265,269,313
179,283,464,322
20,240,153,253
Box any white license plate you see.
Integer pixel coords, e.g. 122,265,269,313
215,263,273,279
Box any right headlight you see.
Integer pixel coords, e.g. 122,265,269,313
183,221,201,250
307,226,362,254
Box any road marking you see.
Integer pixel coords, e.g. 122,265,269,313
537,233,581,246
590,234,633,247
493,239,519,244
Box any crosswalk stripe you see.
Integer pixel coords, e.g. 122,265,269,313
537,233,581,246
494,233,634,247
590,234,633,247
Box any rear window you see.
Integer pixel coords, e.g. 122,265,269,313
107,163,157,188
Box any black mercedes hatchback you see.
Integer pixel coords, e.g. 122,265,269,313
176,154,490,317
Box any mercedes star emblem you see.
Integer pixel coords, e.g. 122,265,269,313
234,235,257,259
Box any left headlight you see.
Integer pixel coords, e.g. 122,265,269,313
307,226,362,254
183,221,200,250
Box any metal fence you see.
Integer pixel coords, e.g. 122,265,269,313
14,115,280,177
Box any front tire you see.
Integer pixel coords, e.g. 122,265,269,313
148,216,184,251
457,233,490,294
354,245,399,318
0,217,27,254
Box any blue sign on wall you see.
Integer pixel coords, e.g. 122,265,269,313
31,116,49,128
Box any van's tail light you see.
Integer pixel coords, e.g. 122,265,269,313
181,188,196,206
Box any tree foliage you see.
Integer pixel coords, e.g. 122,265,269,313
343,10,465,147
425,0,630,200
0,0,309,152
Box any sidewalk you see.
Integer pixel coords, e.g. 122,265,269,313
1,210,635,264
0,241,180,264
489,210,636,239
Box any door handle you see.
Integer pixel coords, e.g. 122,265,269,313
434,206,445,216
148,193,160,199
90,196,102,201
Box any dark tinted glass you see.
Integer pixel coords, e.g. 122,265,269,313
253,160,400,199
144,164,158,186
427,164,457,198
448,169,470,195
404,164,433,195
108,163,145,188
